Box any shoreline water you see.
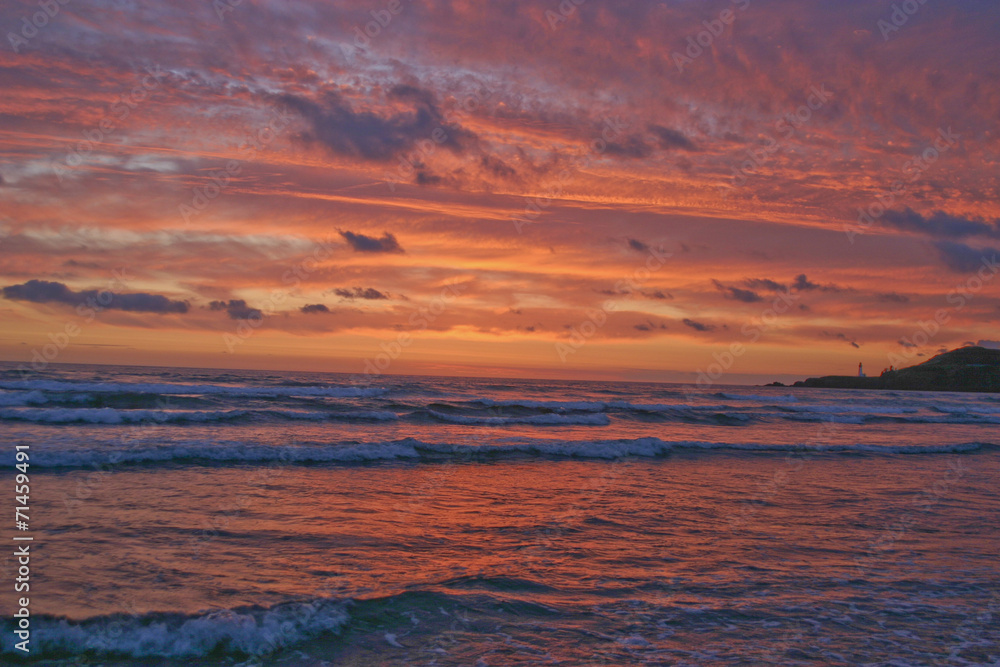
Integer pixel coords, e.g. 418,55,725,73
2,363,998,665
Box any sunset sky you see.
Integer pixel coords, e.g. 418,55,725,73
1,0,998,383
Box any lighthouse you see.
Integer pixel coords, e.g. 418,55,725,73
858,362,866,378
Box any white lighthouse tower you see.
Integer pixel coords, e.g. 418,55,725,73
858,362,866,378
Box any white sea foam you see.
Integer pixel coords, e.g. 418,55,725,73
0,598,350,658
467,398,743,413
0,379,385,398
719,392,799,402
784,404,920,414
5,402,995,427
0,407,250,424
0,389,47,406
931,404,1000,414
428,410,611,426
0,407,399,424
16,437,988,469
473,398,610,412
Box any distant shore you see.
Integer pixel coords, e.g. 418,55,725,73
770,346,1000,393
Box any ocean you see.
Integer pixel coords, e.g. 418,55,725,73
1,362,998,665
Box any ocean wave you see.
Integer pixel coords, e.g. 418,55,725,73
426,410,610,426
0,379,386,399
6,403,997,427
781,412,1000,425
783,404,920,414
0,407,399,424
470,398,610,412
931,404,1000,414
717,392,799,402
0,598,350,658
0,389,47,406
0,407,250,424
15,437,991,469
450,398,743,413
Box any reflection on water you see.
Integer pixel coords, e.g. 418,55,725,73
16,453,1000,665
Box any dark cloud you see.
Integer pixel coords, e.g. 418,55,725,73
339,230,404,254
605,135,655,159
682,318,714,332
823,330,860,348
790,274,841,292
2,280,188,314
4,280,76,303
333,287,388,300
898,338,917,348
743,278,786,292
280,85,475,162
933,241,999,273
480,155,517,179
627,238,649,252
791,274,820,291
209,299,262,320
300,304,330,314
642,290,673,300
415,169,443,186
634,319,668,332
882,208,1000,240
712,280,762,303
605,125,697,158
876,292,909,303
648,125,698,152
